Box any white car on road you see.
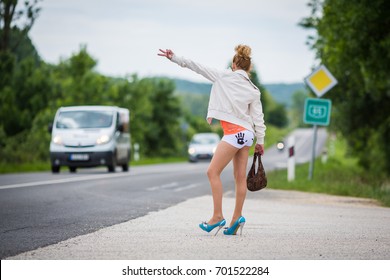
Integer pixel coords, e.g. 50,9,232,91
188,133,220,162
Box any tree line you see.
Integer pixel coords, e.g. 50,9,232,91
300,0,390,177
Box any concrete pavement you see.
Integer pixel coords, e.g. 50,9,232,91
7,189,390,260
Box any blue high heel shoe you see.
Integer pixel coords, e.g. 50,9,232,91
199,219,226,236
223,216,246,236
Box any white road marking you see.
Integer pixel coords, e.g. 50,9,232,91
146,182,179,191
146,182,201,192
0,172,132,190
173,183,200,192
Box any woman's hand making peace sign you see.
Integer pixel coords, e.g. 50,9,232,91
158,49,174,60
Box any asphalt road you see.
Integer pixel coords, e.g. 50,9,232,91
0,127,347,260
262,128,328,171
0,162,227,258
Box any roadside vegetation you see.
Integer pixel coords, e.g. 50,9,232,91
267,134,390,207
0,124,288,173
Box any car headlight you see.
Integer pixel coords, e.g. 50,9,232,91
188,147,196,155
96,135,111,145
52,135,63,145
277,142,285,150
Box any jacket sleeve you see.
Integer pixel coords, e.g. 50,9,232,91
171,54,227,82
249,94,266,145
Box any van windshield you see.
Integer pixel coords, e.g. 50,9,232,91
56,111,114,129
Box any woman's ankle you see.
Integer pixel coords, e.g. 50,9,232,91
208,215,224,224
229,214,242,226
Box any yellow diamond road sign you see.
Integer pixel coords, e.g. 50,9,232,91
304,65,338,97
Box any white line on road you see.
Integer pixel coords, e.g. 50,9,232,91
0,172,132,190
146,182,179,191
173,183,201,192
146,182,201,192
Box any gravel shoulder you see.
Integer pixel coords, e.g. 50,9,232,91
8,189,390,260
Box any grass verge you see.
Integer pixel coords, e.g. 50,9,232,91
267,135,390,207
0,162,51,174
131,157,186,166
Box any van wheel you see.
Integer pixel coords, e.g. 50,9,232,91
122,151,130,172
69,167,77,173
52,165,60,173
108,152,117,172
108,164,116,172
122,163,129,172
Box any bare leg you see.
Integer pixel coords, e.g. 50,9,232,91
206,141,238,224
229,146,250,227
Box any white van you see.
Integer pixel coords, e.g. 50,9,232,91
49,106,131,173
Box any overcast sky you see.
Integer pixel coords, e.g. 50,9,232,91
29,0,317,84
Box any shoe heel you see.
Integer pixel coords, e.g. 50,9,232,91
214,225,223,236
239,222,245,236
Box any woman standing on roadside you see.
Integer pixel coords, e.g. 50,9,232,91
158,45,266,236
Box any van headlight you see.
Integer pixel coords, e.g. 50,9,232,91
188,147,196,155
96,135,111,145
52,135,63,145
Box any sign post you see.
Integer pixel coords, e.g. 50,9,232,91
287,136,295,182
304,65,337,180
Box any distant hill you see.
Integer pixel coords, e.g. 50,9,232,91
174,79,211,95
173,78,309,107
264,83,309,107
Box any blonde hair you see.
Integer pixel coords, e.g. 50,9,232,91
233,44,252,73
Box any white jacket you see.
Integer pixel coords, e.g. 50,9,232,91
171,54,266,144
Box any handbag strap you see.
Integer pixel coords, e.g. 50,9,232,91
254,152,261,163
251,152,260,172
248,152,258,176
256,153,264,173
253,152,258,165
252,152,264,173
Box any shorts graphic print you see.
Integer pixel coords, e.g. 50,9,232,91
222,130,254,149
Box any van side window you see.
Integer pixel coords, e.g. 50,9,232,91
118,111,130,133
116,112,120,130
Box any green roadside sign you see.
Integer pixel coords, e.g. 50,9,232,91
304,98,332,126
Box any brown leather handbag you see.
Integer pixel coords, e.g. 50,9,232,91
247,152,267,191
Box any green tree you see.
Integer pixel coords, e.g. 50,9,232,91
0,57,52,136
267,103,288,128
250,66,288,128
0,0,41,52
291,90,309,127
144,78,182,157
250,65,269,113
52,46,107,106
0,0,41,87
0,0,43,136
300,0,390,176
119,75,154,157
177,92,208,117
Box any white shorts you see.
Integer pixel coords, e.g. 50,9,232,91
221,130,254,149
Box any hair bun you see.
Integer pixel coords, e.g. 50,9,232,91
235,44,251,60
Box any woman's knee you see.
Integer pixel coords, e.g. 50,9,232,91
207,165,223,180
207,166,216,179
